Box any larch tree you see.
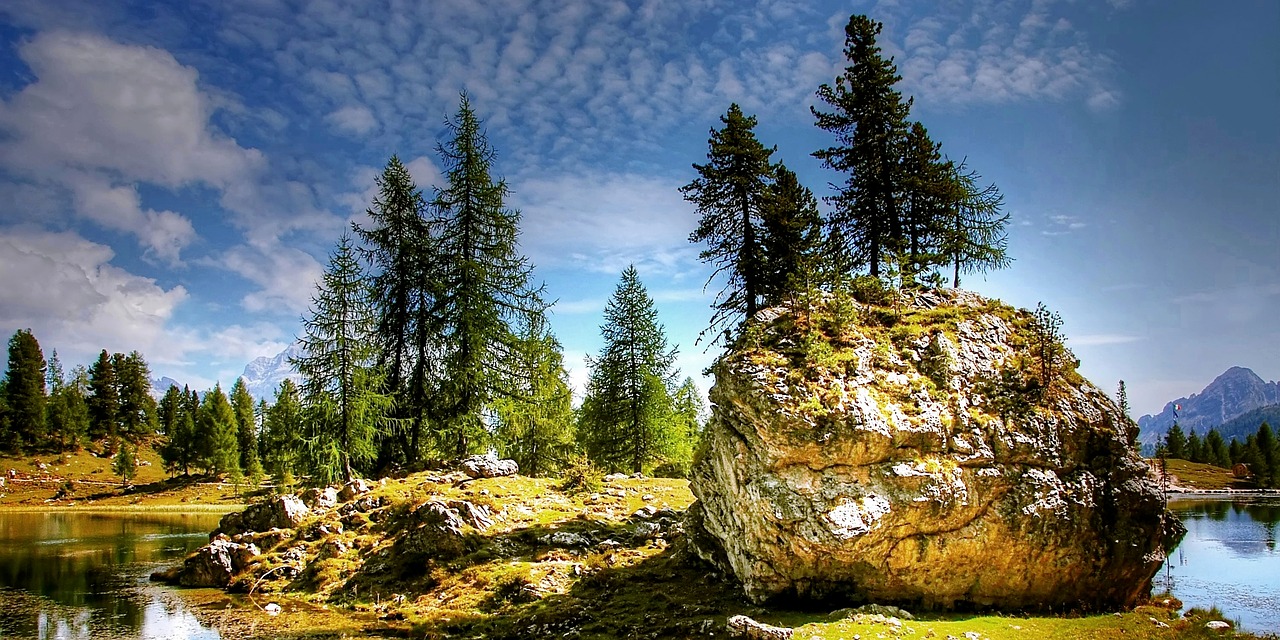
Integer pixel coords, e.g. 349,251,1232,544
230,378,263,482
938,160,1010,288
578,266,680,474
682,103,776,344
294,233,389,483
2,329,45,451
812,14,912,278
430,93,546,458
353,155,438,468
492,312,576,477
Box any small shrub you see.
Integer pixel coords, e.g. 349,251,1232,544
559,454,603,494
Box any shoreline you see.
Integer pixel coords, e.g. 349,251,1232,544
1166,489,1280,498
0,504,243,513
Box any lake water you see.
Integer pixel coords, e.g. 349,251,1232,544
1162,497,1280,634
0,511,225,640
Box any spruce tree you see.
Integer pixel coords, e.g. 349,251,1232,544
759,163,824,309
579,266,680,474
1186,429,1203,463
353,155,438,467
897,122,950,282
87,350,119,444
264,379,304,486
230,378,262,482
3,329,47,451
1030,302,1065,390
492,312,575,477
112,443,136,486
430,93,546,458
1204,428,1230,468
157,385,187,475
294,233,389,483
812,14,912,278
196,383,239,477
48,365,90,451
1258,422,1279,488
681,103,776,342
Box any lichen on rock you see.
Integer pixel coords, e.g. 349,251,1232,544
687,288,1181,610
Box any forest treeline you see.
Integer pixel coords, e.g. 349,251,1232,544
1,14,1016,487
1159,421,1280,488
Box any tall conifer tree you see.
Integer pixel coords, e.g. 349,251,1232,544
430,93,546,458
2,329,45,451
493,313,575,477
230,378,262,481
812,14,912,278
760,163,824,308
197,383,239,477
87,350,119,444
579,266,680,474
682,103,776,342
294,233,389,483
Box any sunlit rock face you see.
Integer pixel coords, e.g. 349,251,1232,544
688,289,1182,610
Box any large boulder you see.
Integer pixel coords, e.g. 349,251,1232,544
164,536,260,587
688,289,1182,610
216,494,310,537
461,453,518,479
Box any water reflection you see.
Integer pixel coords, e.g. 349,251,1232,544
1164,497,1280,633
0,511,224,640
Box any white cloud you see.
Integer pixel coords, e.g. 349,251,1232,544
326,104,379,135
67,174,195,264
513,170,700,276
219,242,325,314
0,227,189,365
1069,333,1143,347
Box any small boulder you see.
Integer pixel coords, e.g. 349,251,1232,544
217,494,309,537
401,501,470,559
301,486,339,510
169,536,260,588
461,453,519,479
539,531,590,549
1205,621,1231,631
338,478,373,502
727,615,793,639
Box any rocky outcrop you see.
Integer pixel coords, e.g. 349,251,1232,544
216,494,309,537
461,453,519,479
152,535,260,587
688,289,1181,610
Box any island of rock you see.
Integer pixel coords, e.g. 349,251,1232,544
688,288,1182,610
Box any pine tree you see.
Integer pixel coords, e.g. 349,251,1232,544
114,351,156,442
87,350,119,444
294,233,389,483
812,14,912,278
1165,422,1187,460
759,163,824,309
897,122,950,283
196,383,239,477
48,365,90,451
353,155,438,467
263,379,303,486
492,313,576,477
112,442,136,486
1186,429,1204,463
579,266,680,474
230,378,262,482
157,384,188,475
430,93,546,458
1204,429,1230,468
681,103,776,342
3,329,47,451
1257,422,1279,488
938,160,1010,288
1029,302,1065,391
1116,380,1138,446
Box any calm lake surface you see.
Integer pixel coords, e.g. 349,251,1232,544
0,511,225,640
1163,497,1280,634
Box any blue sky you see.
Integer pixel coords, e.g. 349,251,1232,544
0,0,1276,417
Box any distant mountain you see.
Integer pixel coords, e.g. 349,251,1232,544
240,343,303,402
1211,403,1280,444
150,376,184,398
1137,367,1280,447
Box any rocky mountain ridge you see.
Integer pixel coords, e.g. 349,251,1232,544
1137,366,1280,447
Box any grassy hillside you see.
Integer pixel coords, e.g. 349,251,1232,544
1158,459,1255,491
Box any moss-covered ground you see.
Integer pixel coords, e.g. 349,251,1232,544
173,471,1272,640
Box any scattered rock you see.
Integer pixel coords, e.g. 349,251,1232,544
727,614,793,639
460,453,519,479
632,521,661,543
301,486,339,510
1149,617,1170,628
688,290,1182,609
603,473,627,482
400,500,474,559
264,603,281,616
1205,621,1231,630
539,531,590,549
338,478,373,502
